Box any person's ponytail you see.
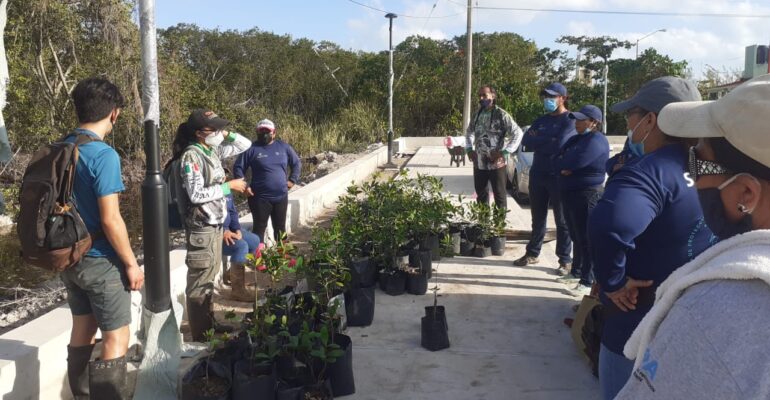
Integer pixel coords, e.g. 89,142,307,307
165,122,196,168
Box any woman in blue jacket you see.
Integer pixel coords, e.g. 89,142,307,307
234,119,301,243
587,77,715,400
555,105,609,296
222,192,260,302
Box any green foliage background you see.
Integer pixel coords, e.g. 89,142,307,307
4,1,690,162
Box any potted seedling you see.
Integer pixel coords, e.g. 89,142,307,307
421,260,449,351
310,302,355,397
490,206,508,256
468,202,494,257
181,329,233,400
233,311,279,400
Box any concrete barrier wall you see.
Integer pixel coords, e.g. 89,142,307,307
0,144,393,399
244,145,389,241
395,136,446,154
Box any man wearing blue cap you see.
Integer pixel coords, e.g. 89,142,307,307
587,76,715,399
514,82,574,272
554,104,609,297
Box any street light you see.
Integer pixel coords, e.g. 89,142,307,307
384,13,397,169
635,29,666,58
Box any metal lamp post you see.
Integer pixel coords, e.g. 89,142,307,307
635,29,666,58
384,13,397,169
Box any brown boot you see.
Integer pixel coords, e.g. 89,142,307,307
222,267,231,285
230,262,256,302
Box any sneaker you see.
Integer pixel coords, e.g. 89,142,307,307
557,262,572,275
513,255,539,266
557,274,579,284
571,283,592,297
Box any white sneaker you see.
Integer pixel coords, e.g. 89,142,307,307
571,283,592,297
557,274,579,284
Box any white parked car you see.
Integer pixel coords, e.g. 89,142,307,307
505,128,624,204
506,126,532,203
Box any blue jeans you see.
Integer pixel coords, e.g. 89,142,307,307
526,175,572,264
561,186,603,285
599,344,635,400
222,230,261,264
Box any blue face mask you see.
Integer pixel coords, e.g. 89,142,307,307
626,116,650,158
544,98,558,113
697,174,756,240
581,126,592,135
479,99,493,108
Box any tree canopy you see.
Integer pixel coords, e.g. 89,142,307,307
4,1,693,161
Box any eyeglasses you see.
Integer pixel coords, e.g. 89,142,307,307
623,109,645,122
688,146,731,180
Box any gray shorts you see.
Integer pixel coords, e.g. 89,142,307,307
60,256,131,332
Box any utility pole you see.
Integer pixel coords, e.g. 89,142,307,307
462,0,473,133
602,62,608,133
384,13,397,169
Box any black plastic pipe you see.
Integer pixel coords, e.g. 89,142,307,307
141,119,171,313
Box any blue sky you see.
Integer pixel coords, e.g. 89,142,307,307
155,0,770,80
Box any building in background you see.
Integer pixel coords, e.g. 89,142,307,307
706,44,769,99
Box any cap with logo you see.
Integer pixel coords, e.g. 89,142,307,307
187,109,229,131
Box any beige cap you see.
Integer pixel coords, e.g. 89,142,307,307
658,74,770,168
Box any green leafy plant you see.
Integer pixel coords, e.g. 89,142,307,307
492,205,509,237
467,201,495,244
246,231,303,292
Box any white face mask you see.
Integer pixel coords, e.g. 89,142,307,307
204,131,224,147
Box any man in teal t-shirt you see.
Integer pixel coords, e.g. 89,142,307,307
59,78,144,399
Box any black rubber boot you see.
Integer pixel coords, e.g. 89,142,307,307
89,356,128,400
186,295,213,342
66,344,94,400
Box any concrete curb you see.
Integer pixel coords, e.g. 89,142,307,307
0,142,398,399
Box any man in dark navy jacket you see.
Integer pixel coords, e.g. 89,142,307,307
587,77,716,400
515,82,574,272
234,119,301,243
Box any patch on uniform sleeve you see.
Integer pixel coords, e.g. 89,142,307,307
183,163,200,174
630,349,658,392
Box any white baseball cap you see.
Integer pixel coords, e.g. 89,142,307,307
256,119,275,132
659,74,770,168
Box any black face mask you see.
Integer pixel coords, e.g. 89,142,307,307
697,188,753,241
257,132,271,144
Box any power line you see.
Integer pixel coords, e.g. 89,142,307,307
345,0,462,19
395,0,443,88
472,5,770,19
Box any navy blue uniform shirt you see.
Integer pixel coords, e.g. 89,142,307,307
588,144,716,354
555,131,609,191
223,194,241,232
522,112,576,177
234,140,301,202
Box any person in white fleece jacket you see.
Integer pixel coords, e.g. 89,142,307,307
617,74,770,399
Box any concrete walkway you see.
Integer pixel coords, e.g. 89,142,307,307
344,146,599,400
